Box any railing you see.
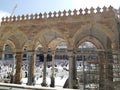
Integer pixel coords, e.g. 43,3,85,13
0,82,78,90
1,6,114,24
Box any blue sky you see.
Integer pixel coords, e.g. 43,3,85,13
0,0,120,21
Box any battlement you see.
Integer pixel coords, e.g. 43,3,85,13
1,6,114,24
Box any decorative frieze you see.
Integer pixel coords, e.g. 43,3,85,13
48,12,52,18
1,6,114,24
90,7,94,14
68,10,72,16
43,12,47,18
96,7,101,13
39,13,42,18
53,11,57,17
58,11,62,17
73,9,77,16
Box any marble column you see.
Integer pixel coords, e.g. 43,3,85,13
73,51,78,89
2,45,5,60
99,51,105,90
14,52,22,84
27,51,35,85
105,38,113,90
50,51,55,87
0,48,3,60
105,50,113,90
12,53,16,83
41,52,47,86
68,50,76,88
0,44,4,60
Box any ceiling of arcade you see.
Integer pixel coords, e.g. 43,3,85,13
0,6,119,51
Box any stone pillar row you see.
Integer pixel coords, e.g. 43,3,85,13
50,51,55,87
0,44,114,89
98,50,113,90
27,51,35,85
68,50,77,89
99,51,105,90
41,53,47,86
0,49,78,89
105,50,113,90
14,52,22,84
13,50,48,86
13,51,36,84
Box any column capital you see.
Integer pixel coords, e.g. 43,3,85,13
68,49,76,54
27,50,36,56
98,50,105,54
15,48,23,53
51,50,55,54
68,50,74,59
43,53,47,57
16,51,23,55
12,52,16,57
43,46,48,52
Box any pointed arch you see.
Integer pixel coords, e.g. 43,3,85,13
74,23,116,49
32,27,66,50
76,35,105,50
0,30,28,49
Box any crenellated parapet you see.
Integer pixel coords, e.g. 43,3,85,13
1,6,114,24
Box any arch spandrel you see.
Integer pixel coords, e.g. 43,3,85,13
48,38,67,50
35,43,43,51
0,29,28,49
4,40,16,51
25,39,48,51
94,24,117,50
32,28,66,48
0,39,6,49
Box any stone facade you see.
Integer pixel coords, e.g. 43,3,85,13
0,6,120,89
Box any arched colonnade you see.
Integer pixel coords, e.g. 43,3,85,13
0,6,119,89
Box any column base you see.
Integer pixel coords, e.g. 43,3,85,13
50,76,55,87
73,78,79,89
10,74,14,83
14,73,22,84
14,81,22,84
63,78,79,89
63,78,69,88
27,76,35,85
41,82,47,87
99,80,104,90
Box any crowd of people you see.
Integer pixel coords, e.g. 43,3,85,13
21,60,70,87
0,61,13,83
0,60,83,88
0,60,69,87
